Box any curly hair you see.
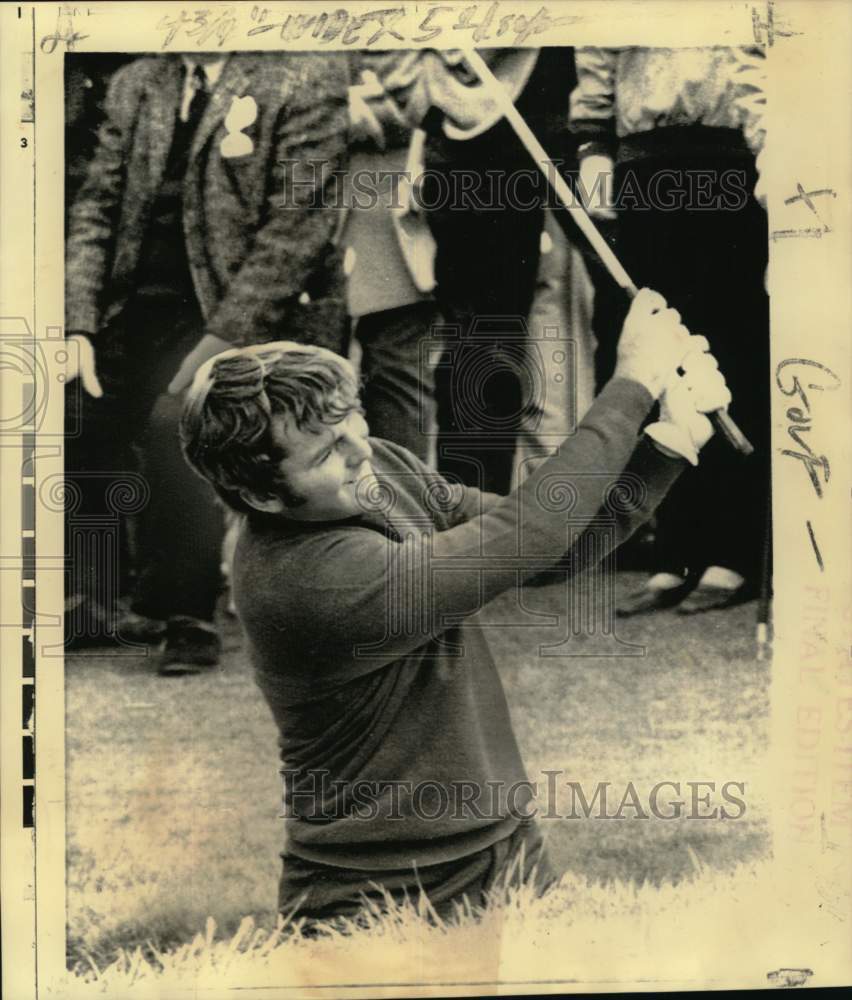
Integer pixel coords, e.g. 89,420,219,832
180,342,360,514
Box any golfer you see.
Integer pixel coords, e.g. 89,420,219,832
180,289,731,925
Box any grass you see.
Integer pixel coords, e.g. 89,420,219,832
59,862,789,995
64,569,771,984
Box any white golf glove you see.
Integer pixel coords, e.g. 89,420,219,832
645,340,732,465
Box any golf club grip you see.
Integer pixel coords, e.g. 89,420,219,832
621,286,754,456
711,408,754,456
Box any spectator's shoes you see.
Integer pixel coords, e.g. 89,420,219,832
118,609,167,644
676,582,753,615
158,617,222,676
616,576,693,617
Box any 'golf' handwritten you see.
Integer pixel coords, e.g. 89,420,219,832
776,358,840,499
776,358,840,571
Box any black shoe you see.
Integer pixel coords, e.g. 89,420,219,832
158,616,221,676
615,580,692,617
676,582,753,615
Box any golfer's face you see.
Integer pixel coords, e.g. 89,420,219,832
271,407,375,522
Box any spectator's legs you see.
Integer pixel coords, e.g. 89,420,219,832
132,390,224,624
614,145,769,609
129,309,227,671
63,325,162,645
514,212,596,486
424,144,544,493
355,300,442,465
64,300,228,657
678,202,770,591
578,219,630,394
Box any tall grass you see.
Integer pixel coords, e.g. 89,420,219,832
59,859,791,996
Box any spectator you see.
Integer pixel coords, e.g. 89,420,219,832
64,52,350,670
342,55,441,464
570,46,769,614
365,48,578,494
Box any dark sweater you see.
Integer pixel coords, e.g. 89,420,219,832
233,378,683,871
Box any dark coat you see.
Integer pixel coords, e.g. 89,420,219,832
66,53,350,349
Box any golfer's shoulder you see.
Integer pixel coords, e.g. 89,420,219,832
238,514,378,575
370,437,444,488
233,518,379,630
370,436,419,467
370,438,470,528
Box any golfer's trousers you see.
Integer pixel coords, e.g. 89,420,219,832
278,818,554,927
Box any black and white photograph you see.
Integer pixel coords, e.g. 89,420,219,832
1,2,850,996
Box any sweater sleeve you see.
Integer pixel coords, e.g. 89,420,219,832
255,378,684,675
371,438,505,526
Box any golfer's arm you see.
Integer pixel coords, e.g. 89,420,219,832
429,377,657,597
375,442,505,526
553,439,684,578
284,378,662,669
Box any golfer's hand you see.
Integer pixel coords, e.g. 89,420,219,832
65,333,103,398
579,154,616,220
645,344,732,465
168,334,232,395
614,288,691,400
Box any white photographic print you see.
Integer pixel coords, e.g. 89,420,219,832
0,2,849,996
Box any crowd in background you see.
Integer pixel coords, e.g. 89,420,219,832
64,45,768,669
